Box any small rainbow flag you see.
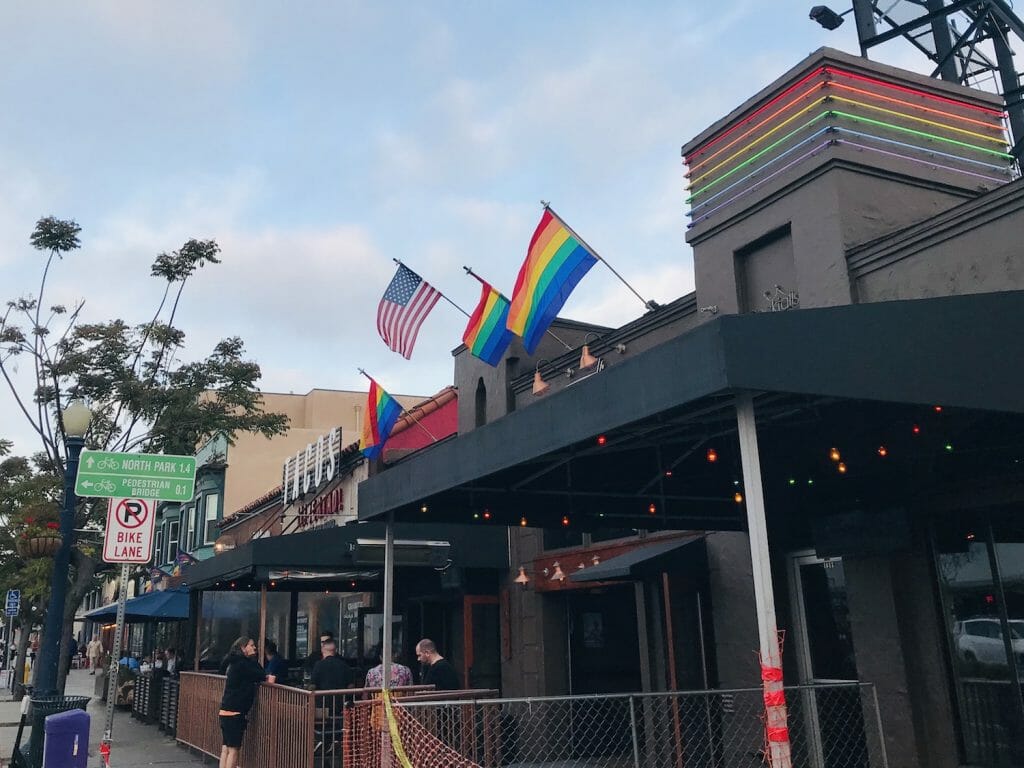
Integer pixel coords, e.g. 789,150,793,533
463,280,514,366
360,377,404,459
507,208,597,354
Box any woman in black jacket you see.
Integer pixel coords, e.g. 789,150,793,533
217,636,264,768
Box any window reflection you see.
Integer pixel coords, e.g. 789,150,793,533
936,515,1024,766
199,591,260,669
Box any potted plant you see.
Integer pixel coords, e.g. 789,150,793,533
15,507,62,559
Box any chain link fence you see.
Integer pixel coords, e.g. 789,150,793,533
354,683,887,768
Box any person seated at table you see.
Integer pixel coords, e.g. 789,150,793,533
264,640,288,685
311,638,353,690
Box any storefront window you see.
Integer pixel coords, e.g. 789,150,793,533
199,591,259,669
264,591,291,662
935,513,1024,766
296,591,376,663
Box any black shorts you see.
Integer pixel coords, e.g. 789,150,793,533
220,714,247,748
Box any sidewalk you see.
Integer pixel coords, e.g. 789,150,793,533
0,669,208,767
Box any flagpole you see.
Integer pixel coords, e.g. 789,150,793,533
462,266,574,351
542,202,660,311
358,369,439,443
393,258,471,318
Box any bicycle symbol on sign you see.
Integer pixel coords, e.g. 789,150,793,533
96,457,119,470
94,479,116,493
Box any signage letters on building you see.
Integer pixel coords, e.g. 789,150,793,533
281,427,342,505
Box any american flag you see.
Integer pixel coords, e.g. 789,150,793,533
376,264,442,359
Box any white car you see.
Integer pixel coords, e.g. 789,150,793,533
954,618,1024,671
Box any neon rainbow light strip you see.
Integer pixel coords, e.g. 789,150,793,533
686,114,830,202
822,67,1007,117
836,139,1010,184
828,96,1007,145
689,95,830,187
687,140,834,227
688,128,833,212
684,68,827,163
687,83,828,178
827,81,1006,131
688,109,1013,202
833,127,1012,172
829,110,1014,159
686,65,1007,163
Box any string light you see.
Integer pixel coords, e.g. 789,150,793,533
734,492,744,504
519,516,528,527
664,470,673,477
829,447,841,462
706,448,718,463
837,462,848,474
483,510,492,521
561,515,570,527
912,424,921,435
420,504,428,513
934,405,943,413
807,478,814,486
596,435,607,446
788,478,796,486
648,503,657,515
473,512,480,520
877,446,888,457
945,443,954,452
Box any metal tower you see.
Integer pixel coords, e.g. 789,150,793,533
812,0,1024,160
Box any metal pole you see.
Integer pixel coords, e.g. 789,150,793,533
382,513,395,689
35,435,85,697
735,394,791,768
102,564,130,746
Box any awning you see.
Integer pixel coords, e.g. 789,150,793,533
184,521,510,590
84,587,189,623
570,536,705,583
357,291,1024,528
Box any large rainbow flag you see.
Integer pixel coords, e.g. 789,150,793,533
507,208,597,354
463,280,514,366
361,377,404,459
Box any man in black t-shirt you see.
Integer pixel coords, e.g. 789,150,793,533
311,638,353,691
416,638,460,691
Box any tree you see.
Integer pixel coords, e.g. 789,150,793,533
0,217,289,691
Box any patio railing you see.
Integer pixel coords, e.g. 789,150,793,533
177,672,446,768
347,682,888,768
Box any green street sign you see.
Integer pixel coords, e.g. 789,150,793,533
75,450,197,502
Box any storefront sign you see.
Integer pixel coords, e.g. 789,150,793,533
281,427,342,505
296,485,344,530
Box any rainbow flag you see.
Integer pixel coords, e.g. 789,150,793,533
463,280,514,366
360,377,404,459
507,208,597,354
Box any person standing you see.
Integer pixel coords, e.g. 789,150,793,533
87,637,102,675
311,638,353,690
217,637,264,768
364,648,413,688
415,639,460,691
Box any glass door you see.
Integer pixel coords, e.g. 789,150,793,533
789,552,867,768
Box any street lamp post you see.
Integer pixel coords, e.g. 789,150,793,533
34,401,92,698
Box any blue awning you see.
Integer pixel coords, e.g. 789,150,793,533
84,586,189,623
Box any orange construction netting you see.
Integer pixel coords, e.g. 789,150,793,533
344,692,481,768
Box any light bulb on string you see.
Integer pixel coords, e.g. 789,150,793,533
706,448,718,463
519,516,528,527
912,424,921,435
837,462,848,474
561,515,570,527
829,447,841,462
877,446,888,457
733,492,744,504
648,503,657,515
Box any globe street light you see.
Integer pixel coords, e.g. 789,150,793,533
34,400,92,697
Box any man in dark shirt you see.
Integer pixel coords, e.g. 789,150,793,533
416,638,460,691
304,630,334,676
311,638,353,690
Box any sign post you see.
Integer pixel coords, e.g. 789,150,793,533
75,450,196,503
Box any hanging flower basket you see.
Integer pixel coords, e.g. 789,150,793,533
17,535,61,559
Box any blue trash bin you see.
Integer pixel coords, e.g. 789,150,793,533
42,709,90,768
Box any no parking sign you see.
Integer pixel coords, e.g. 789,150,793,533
102,498,157,563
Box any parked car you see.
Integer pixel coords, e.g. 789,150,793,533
954,617,1024,673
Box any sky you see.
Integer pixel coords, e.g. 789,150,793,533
0,2,877,456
